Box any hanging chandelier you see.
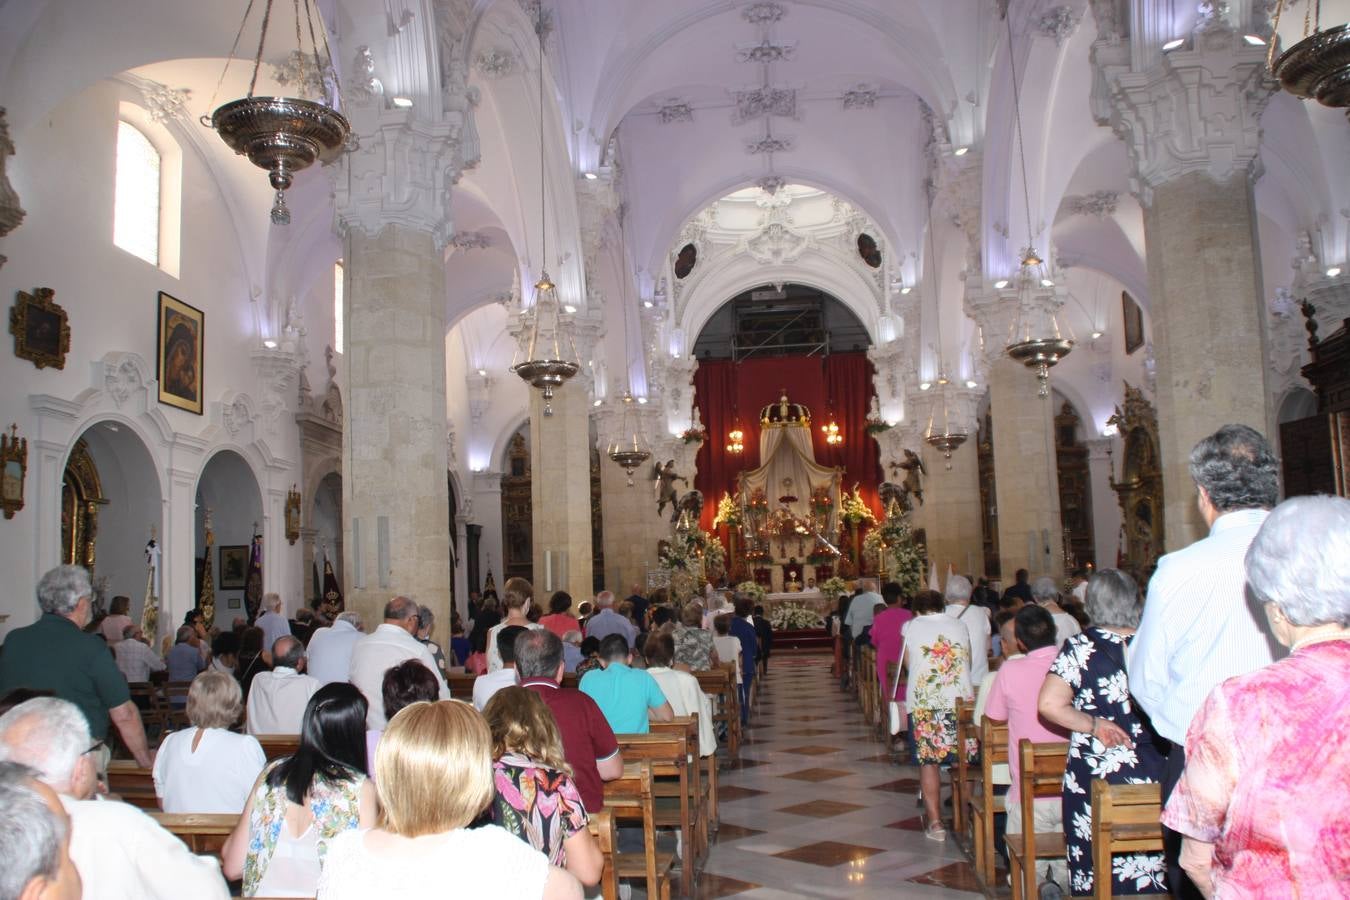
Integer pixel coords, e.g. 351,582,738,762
924,389,968,470
607,392,652,485
605,202,652,484
820,418,843,446
1002,11,1072,397
511,7,580,415
205,0,351,225
726,428,745,454
1269,2,1350,116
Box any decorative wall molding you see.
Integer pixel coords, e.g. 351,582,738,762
841,83,879,110
0,107,24,251
745,135,794,154
1063,190,1119,219
140,82,192,124
742,3,786,25
730,86,799,124
1036,5,1083,47
735,39,796,64
449,230,492,251
474,46,519,79
656,98,694,124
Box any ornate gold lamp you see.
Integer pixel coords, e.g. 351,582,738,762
204,0,350,225
1269,3,1350,116
924,392,968,470
607,392,652,485
726,428,745,454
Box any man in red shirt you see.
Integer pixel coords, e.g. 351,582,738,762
515,629,623,811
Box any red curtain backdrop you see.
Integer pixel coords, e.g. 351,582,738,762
692,352,883,532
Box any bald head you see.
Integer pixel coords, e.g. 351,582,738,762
596,591,615,608
384,595,420,633
272,635,305,670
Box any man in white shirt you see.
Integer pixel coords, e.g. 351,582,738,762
349,595,451,728
0,697,230,900
1030,576,1082,646
245,637,321,735
254,593,292,666
114,625,165,683
473,625,525,710
944,574,992,684
844,578,882,643
1128,424,1279,900
306,610,365,685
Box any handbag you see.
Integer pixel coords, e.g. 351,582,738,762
887,631,908,736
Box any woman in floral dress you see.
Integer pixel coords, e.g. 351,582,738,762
483,686,603,888
901,589,973,841
1038,569,1167,896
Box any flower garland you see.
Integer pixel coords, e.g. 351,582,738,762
681,426,707,444
862,518,924,597
840,483,877,526
819,575,850,599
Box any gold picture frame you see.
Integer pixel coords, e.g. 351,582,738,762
156,291,204,414
1,423,27,520
10,287,70,370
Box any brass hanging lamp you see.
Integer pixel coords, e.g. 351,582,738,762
1269,1,1350,116
606,201,652,484
204,0,351,225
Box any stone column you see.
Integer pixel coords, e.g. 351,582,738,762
595,405,679,594
299,527,318,606
909,391,986,579
528,380,594,600
334,101,475,629
1101,19,1274,548
966,287,1066,581
1085,438,1120,569
471,471,504,586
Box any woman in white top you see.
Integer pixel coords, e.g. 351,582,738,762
901,589,973,842
317,699,580,900
487,577,544,672
712,614,743,685
154,670,266,814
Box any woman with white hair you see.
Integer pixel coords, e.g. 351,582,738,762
1031,576,1082,646
154,670,266,814
1162,495,1350,898
1037,569,1168,895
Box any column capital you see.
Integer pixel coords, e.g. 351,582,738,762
1084,437,1114,461
334,104,479,251
964,278,1069,369
1099,24,1275,207
473,470,503,493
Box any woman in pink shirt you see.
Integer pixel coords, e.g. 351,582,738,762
1163,496,1350,899
538,592,580,640
870,583,913,709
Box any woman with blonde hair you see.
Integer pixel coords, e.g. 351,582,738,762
317,700,580,899
154,669,266,813
487,577,545,673
672,601,720,671
483,687,603,887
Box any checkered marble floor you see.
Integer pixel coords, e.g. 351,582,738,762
684,655,986,899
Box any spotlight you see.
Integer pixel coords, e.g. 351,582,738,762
965,380,978,389
593,399,602,407
476,368,487,376
583,172,598,180
1040,278,1055,287
563,304,577,314
642,300,653,308
899,286,912,295
391,96,413,108
953,146,969,157
1091,331,1103,340
1162,38,1185,51
1243,34,1266,46
262,339,278,349
636,396,648,404
994,279,1009,289
1327,267,1343,278
919,381,932,391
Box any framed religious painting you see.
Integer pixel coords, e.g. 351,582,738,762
10,287,70,370
156,292,204,414
1122,291,1145,355
219,545,248,589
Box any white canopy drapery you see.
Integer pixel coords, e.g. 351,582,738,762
737,422,842,535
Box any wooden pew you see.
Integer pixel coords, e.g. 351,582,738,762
587,807,619,900
952,697,976,834
602,761,674,900
693,666,739,758
106,759,158,811
255,734,301,762
149,812,236,857
447,672,477,697
968,716,1009,886
652,716,711,863
614,731,694,891
1091,781,1164,900
1006,739,1070,900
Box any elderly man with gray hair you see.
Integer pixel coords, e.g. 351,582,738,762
1129,423,1280,900
0,698,229,899
245,636,321,734
0,760,82,900
0,565,152,768
944,574,992,683
583,590,638,645
255,592,292,666
306,610,365,685
1031,576,1082,647
348,595,450,729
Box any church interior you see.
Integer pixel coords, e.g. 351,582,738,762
1,0,1348,895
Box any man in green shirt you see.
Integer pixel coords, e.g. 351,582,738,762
0,566,152,767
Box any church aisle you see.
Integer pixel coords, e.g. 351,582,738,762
689,655,985,898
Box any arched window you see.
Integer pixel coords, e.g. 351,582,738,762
113,120,161,266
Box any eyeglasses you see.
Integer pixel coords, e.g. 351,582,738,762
83,739,106,757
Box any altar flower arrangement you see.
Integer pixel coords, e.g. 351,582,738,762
735,580,767,602
840,484,877,525
820,575,850,599
809,485,833,518
712,492,741,529
681,426,707,444
768,602,826,631
700,530,726,580
862,518,924,597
